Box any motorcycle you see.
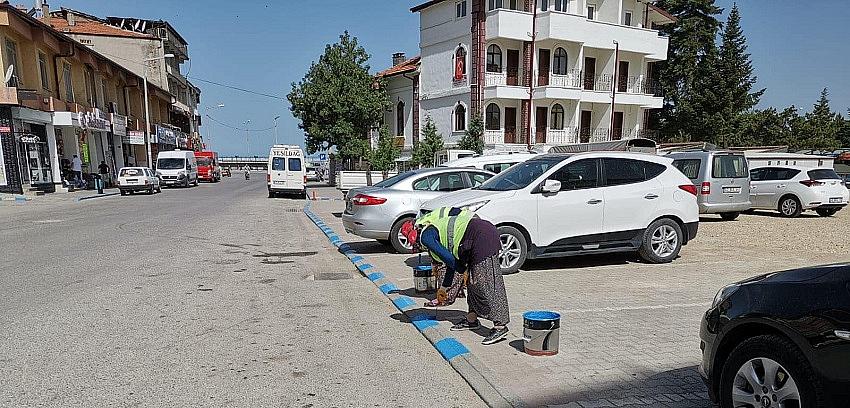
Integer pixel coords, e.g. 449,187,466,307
244,171,250,180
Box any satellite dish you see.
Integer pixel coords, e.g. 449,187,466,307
4,65,14,84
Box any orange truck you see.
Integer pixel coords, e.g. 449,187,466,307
195,151,221,182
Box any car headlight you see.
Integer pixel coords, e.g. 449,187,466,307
462,200,490,213
711,283,740,308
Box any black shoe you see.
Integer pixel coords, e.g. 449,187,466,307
482,326,509,345
450,319,480,331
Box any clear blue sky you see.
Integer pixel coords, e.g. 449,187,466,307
60,0,849,156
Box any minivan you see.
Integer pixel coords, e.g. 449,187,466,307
668,151,750,220
268,145,306,198
156,149,198,187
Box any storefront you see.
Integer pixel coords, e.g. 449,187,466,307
125,131,146,167
0,105,21,194
111,113,127,173
78,108,112,177
11,107,59,193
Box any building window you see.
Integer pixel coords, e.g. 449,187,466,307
554,0,568,12
38,52,50,91
4,38,20,86
455,104,467,132
396,101,405,136
485,103,500,130
540,0,548,11
551,104,565,130
84,68,96,107
586,4,595,19
486,45,503,73
454,47,467,81
489,0,517,10
62,62,74,102
624,11,633,26
456,0,467,18
99,77,108,109
553,47,568,75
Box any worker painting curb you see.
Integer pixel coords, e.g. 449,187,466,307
303,202,521,408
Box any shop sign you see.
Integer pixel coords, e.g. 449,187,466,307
111,114,127,137
128,131,145,145
155,125,176,145
20,134,42,143
78,108,111,131
81,143,90,164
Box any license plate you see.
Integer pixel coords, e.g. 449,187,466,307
830,197,842,204
126,179,138,183
722,186,741,194
273,181,285,185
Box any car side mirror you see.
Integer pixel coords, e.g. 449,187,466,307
541,179,561,194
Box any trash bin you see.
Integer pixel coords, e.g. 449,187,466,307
522,311,560,356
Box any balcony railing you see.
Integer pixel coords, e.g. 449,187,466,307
485,72,506,87
546,127,580,145
619,76,664,96
583,74,613,92
546,69,582,88
484,129,504,144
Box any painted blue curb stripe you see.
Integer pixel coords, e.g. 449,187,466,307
379,283,398,294
358,263,373,272
366,272,384,282
342,249,356,255
434,338,470,361
392,296,416,310
410,313,440,331
350,255,364,263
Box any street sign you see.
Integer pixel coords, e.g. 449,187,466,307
319,153,327,161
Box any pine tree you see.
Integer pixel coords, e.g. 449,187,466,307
456,114,484,154
838,109,850,147
791,89,841,150
411,117,444,167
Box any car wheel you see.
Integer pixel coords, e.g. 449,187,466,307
120,190,126,196
157,186,162,193
719,212,740,221
816,208,837,217
778,195,802,218
719,334,822,408
389,217,415,254
638,218,683,263
148,187,154,195
497,226,527,275
268,190,275,198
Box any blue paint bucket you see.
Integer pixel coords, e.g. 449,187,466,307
522,311,560,356
413,265,435,293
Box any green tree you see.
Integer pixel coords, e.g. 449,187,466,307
790,89,841,150
456,114,484,154
737,107,798,147
655,0,723,141
288,32,389,160
411,117,444,168
838,110,850,147
370,126,400,177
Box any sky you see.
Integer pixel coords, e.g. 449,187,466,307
58,0,850,156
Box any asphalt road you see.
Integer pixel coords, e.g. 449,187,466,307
0,178,483,407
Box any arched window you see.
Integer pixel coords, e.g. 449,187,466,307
551,104,565,130
486,45,502,73
485,103,500,130
454,104,467,132
454,47,467,80
553,47,568,75
396,101,405,136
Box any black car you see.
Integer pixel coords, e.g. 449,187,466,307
700,263,850,408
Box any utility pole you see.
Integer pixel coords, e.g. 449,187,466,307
243,120,251,157
273,115,281,145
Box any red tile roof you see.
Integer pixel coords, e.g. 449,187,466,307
48,16,154,39
376,56,420,78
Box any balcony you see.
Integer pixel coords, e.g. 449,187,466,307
485,72,506,87
536,11,668,59
545,128,580,145
484,72,528,100
485,9,533,41
484,129,526,145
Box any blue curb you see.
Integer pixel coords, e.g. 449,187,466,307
410,313,440,331
434,338,470,361
366,272,384,282
358,263,373,272
350,255,364,263
392,296,416,310
379,283,398,294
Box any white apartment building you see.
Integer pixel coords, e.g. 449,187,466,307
383,0,674,153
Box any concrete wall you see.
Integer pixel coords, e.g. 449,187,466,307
383,74,415,148
68,34,167,90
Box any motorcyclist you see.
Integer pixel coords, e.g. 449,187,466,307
244,166,250,180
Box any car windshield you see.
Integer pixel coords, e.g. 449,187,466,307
808,169,840,180
157,158,185,170
476,156,568,191
196,157,211,166
374,171,415,188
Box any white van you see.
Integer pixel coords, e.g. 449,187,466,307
156,149,198,187
268,145,306,198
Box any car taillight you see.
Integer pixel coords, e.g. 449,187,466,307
799,180,824,187
352,194,387,206
304,175,307,183
700,182,711,195
679,184,698,196
267,174,271,182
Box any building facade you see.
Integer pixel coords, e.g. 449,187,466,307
0,3,175,195
375,53,420,168
390,0,673,153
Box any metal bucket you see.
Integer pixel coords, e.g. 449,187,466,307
413,265,436,293
522,311,560,356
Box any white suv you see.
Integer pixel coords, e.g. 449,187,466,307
749,166,849,217
420,152,700,273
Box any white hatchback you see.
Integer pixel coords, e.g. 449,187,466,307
420,152,700,273
749,166,849,217
117,167,161,196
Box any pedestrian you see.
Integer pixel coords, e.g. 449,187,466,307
98,161,110,187
71,155,83,187
404,207,510,345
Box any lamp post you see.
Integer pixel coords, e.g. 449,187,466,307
243,120,251,157
143,53,174,168
273,115,281,145
204,103,225,150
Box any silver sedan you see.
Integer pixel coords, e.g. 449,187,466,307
342,167,494,253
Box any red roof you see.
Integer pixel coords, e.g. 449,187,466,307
49,16,154,39
376,56,420,78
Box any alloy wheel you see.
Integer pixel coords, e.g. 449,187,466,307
397,230,412,251
732,357,800,408
650,225,678,258
781,199,797,216
499,233,522,269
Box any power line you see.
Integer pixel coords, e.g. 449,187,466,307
205,114,273,132
188,76,287,100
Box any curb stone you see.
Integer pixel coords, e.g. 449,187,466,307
77,192,121,201
303,202,523,408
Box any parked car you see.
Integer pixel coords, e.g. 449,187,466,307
440,153,539,174
156,149,198,187
668,150,751,220
699,263,850,408
342,167,495,253
306,165,321,182
420,152,700,273
117,167,161,195
749,166,849,217
843,173,850,188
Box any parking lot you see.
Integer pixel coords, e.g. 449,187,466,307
309,185,849,407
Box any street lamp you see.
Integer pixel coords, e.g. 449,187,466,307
273,115,281,145
143,53,174,168
204,103,225,150
243,120,251,157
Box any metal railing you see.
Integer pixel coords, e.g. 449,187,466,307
620,76,664,96
484,129,504,144
547,69,583,88
546,127,580,145
485,72,506,87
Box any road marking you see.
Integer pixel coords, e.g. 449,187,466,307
562,302,709,314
